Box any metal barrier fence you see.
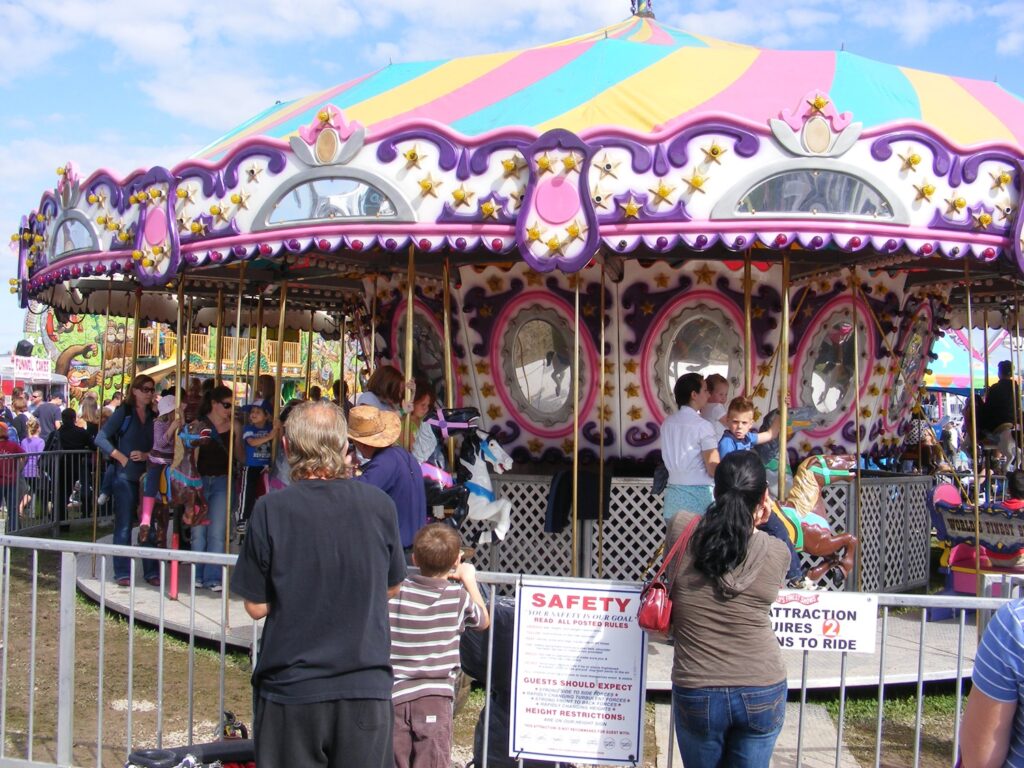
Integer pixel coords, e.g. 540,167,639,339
0,534,1008,768
0,450,102,536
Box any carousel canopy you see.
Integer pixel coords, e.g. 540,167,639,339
198,16,1024,160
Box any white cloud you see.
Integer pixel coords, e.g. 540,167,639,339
986,2,1024,55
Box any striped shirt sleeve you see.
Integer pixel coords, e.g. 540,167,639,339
973,601,1024,704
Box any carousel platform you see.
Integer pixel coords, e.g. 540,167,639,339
76,538,978,691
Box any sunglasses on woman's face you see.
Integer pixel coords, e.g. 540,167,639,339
218,401,233,409
138,386,155,393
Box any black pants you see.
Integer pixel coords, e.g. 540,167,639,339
253,695,393,768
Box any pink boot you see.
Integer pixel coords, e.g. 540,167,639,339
139,496,154,544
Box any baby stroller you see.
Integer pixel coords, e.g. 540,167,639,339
125,712,254,768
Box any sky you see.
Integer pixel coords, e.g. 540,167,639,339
2,0,1024,355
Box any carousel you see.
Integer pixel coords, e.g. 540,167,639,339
11,0,1024,593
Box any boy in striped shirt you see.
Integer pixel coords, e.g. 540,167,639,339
390,523,490,768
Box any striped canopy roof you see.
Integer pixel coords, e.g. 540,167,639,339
198,15,1024,160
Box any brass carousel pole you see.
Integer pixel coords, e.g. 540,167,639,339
983,309,992,503
964,261,982,596
1015,291,1023,466
130,287,143,383
91,278,114,557
403,246,416,449
778,254,790,502
271,284,289,465
183,295,193,387
118,302,130,395
338,312,347,406
442,259,456,467
571,277,581,578
304,310,315,399
223,265,245,616
597,263,607,578
851,270,864,592
744,249,753,395
251,294,264,400
214,287,225,386
368,274,378,382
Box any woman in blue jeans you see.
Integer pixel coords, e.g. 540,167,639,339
191,384,240,591
95,375,158,586
664,451,791,767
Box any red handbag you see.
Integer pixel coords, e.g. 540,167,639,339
637,516,700,633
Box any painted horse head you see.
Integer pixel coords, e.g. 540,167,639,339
460,428,514,474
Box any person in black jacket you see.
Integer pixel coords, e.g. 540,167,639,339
47,408,93,521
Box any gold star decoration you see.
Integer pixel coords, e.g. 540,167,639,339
567,274,581,289
418,174,442,198
807,94,830,114
487,404,503,420
874,364,887,376
654,273,669,288
582,303,596,317
592,186,609,210
229,191,250,211
694,263,715,285
625,382,639,398
176,215,192,233
599,404,614,422
973,211,993,229
648,181,675,206
526,223,544,243
898,150,922,172
566,221,586,241
944,196,967,215
508,189,524,210
245,164,263,183
991,170,1013,191
479,305,493,318
604,360,615,375
536,153,555,175
818,279,832,293
480,200,500,220
913,182,935,203
641,300,656,315
754,382,768,398
562,153,580,174
603,381,615,397
860,407,872,419
546,236,565,256
452,184,475,208
502,155,525,178
620,197,642,219
525,270,543,286
701,142,727,165
999,202,1016,222
868,384,880,397
800,305,815,321
486,275,504,292
757,362,773,378
527,438,543,454
562,437,576,454
624,359,638,374
752,306,766,318
475,360,490,375
683,172,707,194
628,406,643,421
480,382,496,398
403,145,425,169
595,154,620,179
457,364,469,376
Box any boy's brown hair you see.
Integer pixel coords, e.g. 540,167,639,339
726,396,756,417
412,523,461,576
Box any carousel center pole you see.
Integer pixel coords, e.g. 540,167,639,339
778,254,790,502
744,249,753,395
214,287,225,386
571,276,581,578
597,262,607,579
271,284,289,465
403,246,416,449
442,259,456,468
851,269,863,592
963,260,982,597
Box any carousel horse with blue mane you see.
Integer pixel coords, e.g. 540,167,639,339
419,406,480,526
141,422,209,545
458,426,514,543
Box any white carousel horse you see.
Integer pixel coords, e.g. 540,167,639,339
458,427,514,543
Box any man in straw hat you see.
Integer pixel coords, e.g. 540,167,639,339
348,404,428,559
232,399,406,767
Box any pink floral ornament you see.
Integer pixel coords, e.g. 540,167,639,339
298,104,361,144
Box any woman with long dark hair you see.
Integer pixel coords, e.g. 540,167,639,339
95,374,158,586
191,384,241,591
665,450,790,767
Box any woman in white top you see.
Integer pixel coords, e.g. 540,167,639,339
660,373,720,520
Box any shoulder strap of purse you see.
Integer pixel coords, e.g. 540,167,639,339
653,515,700,583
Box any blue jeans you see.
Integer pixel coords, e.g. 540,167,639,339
111,467,158,582
191,474,228,588
673,680,787,768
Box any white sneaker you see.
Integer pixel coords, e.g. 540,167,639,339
209,584,223,593
97,493,109,506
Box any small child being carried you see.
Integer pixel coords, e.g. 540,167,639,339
389,524,490,768
718,396,809,589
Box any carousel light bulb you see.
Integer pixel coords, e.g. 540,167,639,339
149,189,162,200
210,204,221,215
142,258,154,268
87,194,98,204
96,215,106,225
132,250,143,261
176,188,187,199
9,234,18,242
56,167,65,176
230,193,242,204
190,222,202,234
153,245,164,255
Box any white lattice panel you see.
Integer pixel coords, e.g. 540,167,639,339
906,482,931,586
856,484,885,592
587,478,665,582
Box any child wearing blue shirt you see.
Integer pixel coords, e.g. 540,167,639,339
718,397,809,588
239,399,276,535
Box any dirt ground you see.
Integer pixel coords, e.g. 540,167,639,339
1,530,660,767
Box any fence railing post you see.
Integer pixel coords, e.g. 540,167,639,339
56,550,76,764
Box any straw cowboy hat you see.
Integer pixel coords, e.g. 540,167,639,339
347,405,401,448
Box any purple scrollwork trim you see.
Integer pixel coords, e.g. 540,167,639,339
124,167,176,200
1013,159,1024,273
376,129,460,172
666,123,760,168
956,149,1020,187
222,146,289,188
870,132,953,178
621,273,694,356
175,166,226,199
596,137,655,174
927,204,1006,234
464,278,525,357
85,175,125,212
489,421,521,445
582,422,615,448
467,138,534,176
625,422,660,448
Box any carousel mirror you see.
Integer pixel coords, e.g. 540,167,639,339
652,303,742,415
395,310,449,406
737,170,893,218
498,306,578,426
887,313,929,423
801,309,870,414
268,177,396,224
51,217,95,259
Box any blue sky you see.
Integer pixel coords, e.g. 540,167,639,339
2,0,1023,355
